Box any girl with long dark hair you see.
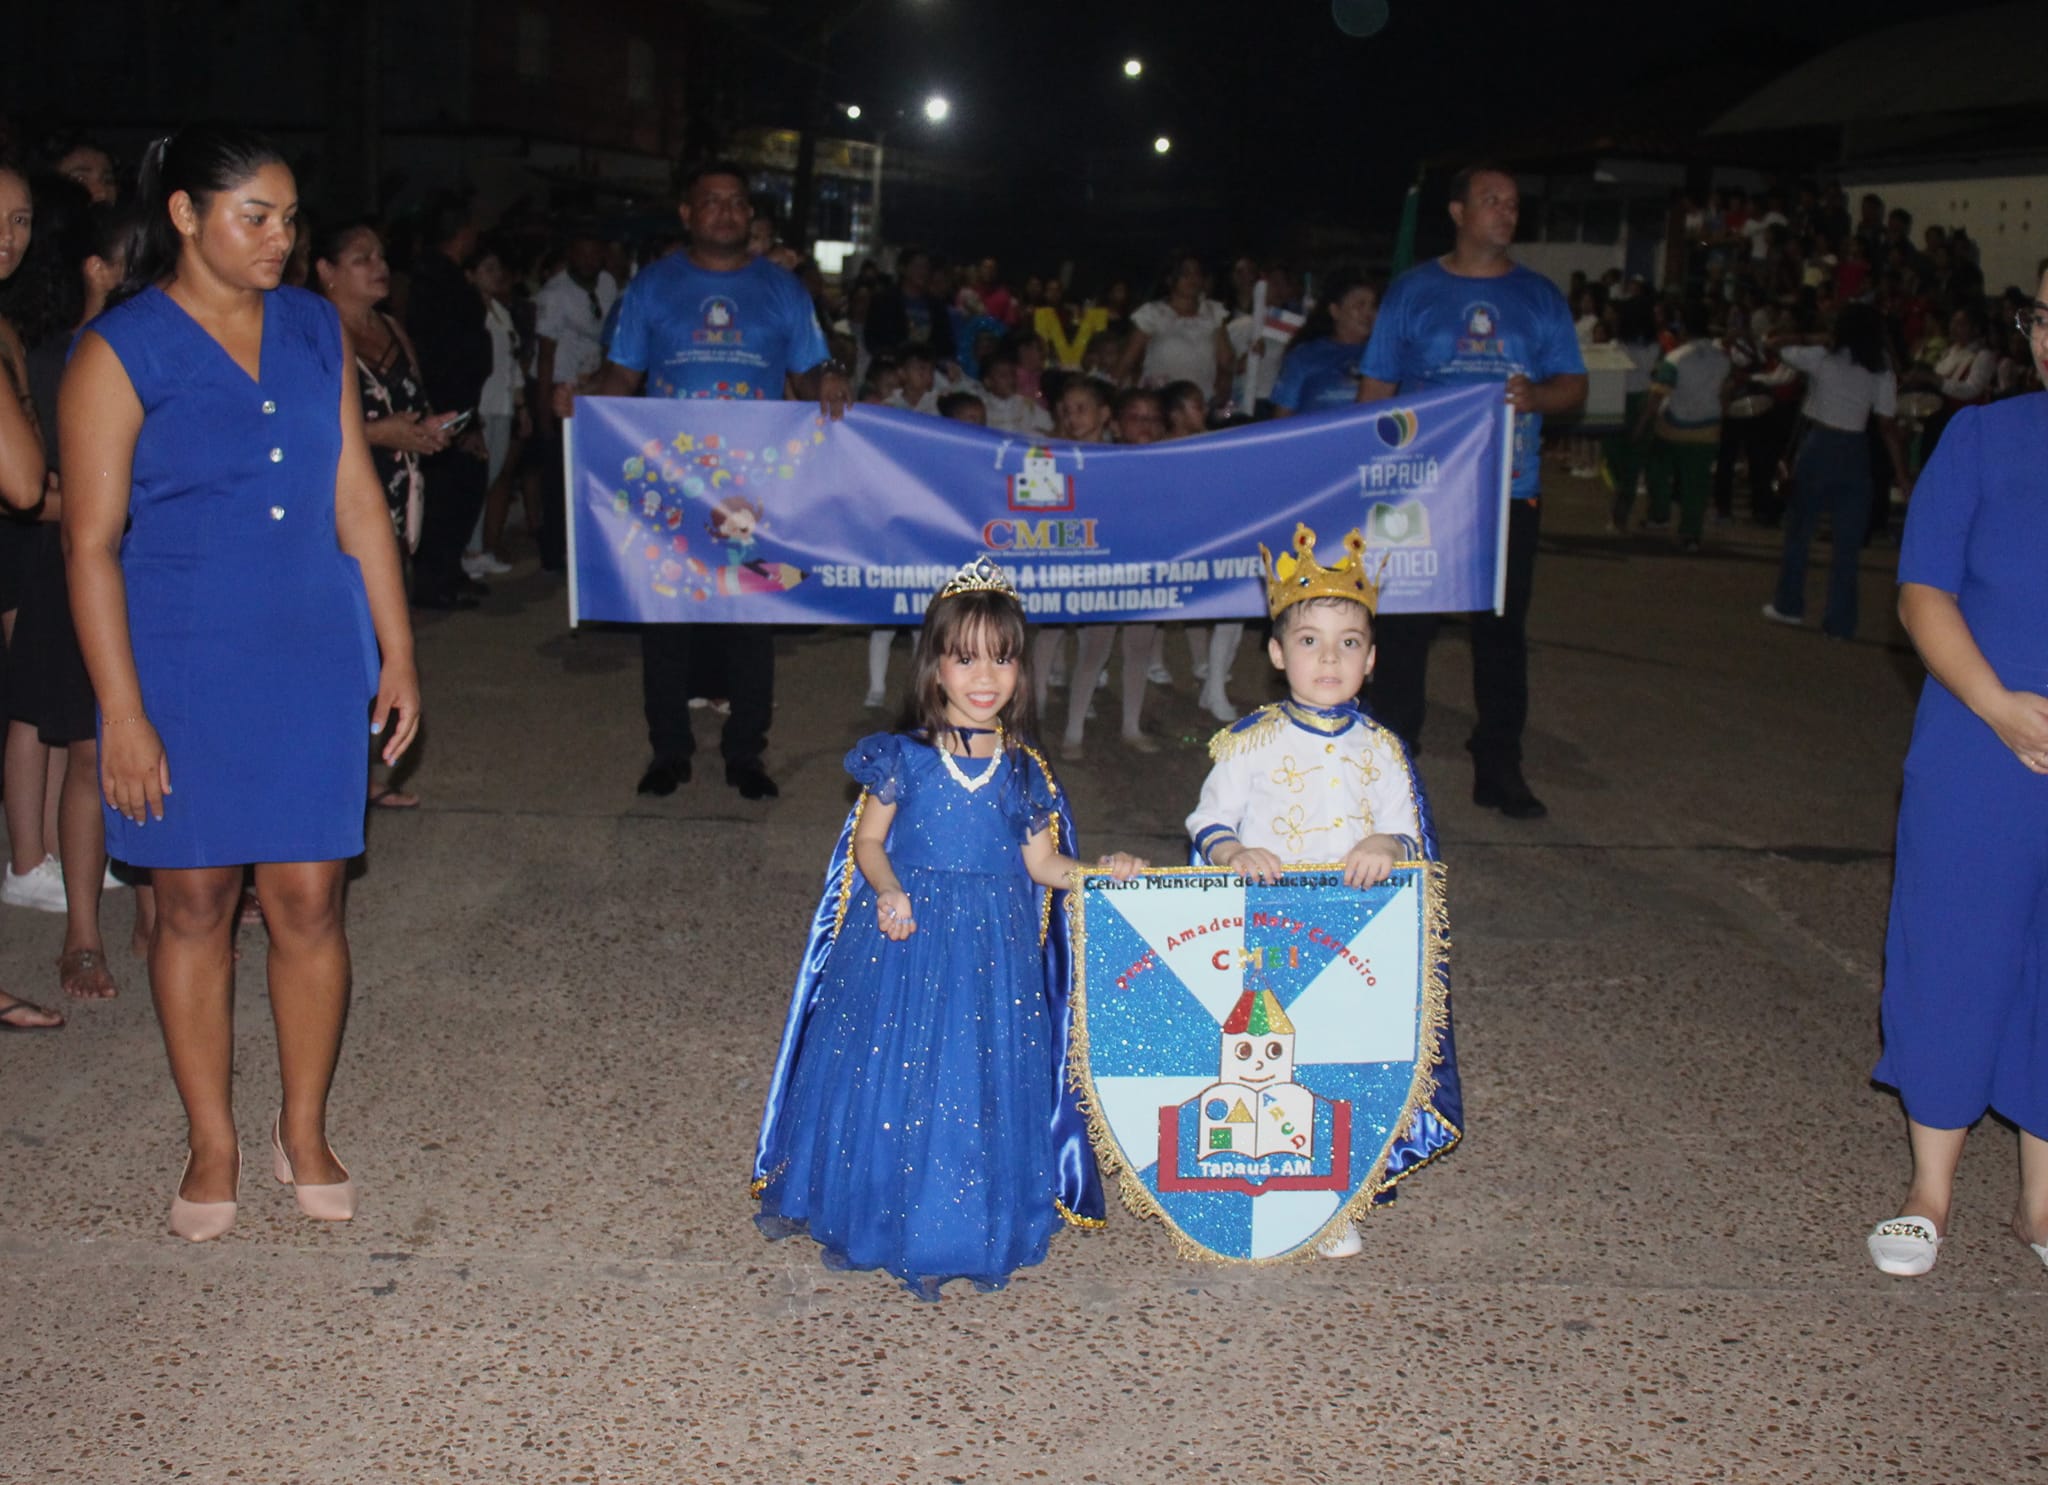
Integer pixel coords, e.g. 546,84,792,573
59,124,421,1238
753,560,1146,1299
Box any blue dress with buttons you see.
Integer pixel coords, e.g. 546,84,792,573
89,285,380,868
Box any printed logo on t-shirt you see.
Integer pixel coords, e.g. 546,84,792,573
695,296,744,346
1458,302,1505,357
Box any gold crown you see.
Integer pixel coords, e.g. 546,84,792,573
1260,523,1381,619
937,555,1020,600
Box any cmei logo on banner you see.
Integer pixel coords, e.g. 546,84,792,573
564,385,1511,627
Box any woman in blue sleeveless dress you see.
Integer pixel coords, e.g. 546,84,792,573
60,127,420,1241
1865,270,2048,1278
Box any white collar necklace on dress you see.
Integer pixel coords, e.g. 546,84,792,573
936,724,1004,793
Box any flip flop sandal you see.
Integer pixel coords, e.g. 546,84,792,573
1867,1215,1942,1276
57,949,117,1001
368,787,421,811
0,994,64,1032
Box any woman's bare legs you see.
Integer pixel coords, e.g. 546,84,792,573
130,880,157,959
1119,624,1156,738
1898,1118,1968,1235
1064,626,1118,751
2013,1130,2048,1249
57,737,114,997
150,865,245,1204
1032,628,1067,718
253,859,352,1186
4,719,51,876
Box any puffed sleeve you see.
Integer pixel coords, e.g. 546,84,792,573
1001,749,1063,841
1898,406,1982,595
844,732,911,805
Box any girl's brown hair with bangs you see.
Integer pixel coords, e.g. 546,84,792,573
896,587,1040,753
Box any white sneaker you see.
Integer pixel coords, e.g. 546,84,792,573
1145,663,1173,685
1200,691,1237,724
862,688,886,710
2,854,69,913
464,551,514,576
1760,602,1803,627
1315,1220,1363,1259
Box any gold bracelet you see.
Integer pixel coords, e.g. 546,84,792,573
102,715,146,726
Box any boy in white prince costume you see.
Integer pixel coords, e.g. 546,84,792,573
1188,524,1422,890
1185,524,1438,1255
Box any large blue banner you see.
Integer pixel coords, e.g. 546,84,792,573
566,382,1510,626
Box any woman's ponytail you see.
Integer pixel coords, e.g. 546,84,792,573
110,124,287,308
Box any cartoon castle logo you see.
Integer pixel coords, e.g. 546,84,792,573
1196,989,1318,1160
1006,445,1075,512
1155,985,1353,1195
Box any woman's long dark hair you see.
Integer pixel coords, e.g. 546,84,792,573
1286,267,1372,352
1832,301,1888,374
2,177,145,349
896,586,1039,753
113,123,289,307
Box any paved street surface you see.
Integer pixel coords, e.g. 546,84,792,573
5,473,2043,1483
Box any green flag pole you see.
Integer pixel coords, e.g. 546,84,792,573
1389,168,1423,276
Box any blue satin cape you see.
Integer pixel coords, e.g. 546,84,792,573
751,745,1105,1226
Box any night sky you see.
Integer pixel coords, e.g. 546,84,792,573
715,0,1944,253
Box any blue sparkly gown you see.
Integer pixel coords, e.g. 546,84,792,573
753,733,1100,1298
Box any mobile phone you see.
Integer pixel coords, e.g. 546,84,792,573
439,408,475,435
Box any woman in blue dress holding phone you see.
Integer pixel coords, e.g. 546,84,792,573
61,126,421,1241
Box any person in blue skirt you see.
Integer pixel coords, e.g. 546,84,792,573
1866,271,2048,1277
753,558,1146,1299
60,126,420,1242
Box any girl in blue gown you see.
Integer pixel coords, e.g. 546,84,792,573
753,559,1145,1299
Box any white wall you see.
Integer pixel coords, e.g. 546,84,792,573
1848,171,2048,295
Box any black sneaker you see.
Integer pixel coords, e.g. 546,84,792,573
1473,771,1548,820
636,758,690,796
727,764,780,801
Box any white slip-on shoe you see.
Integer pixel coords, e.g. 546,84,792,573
2,855,68,914
1867,1215,1941,1276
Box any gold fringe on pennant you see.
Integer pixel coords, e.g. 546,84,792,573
1064,858,1456,1265
1053,1197,1106,1230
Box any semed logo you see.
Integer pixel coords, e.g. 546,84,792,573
1374,407,1418,448
1368,501,1432,547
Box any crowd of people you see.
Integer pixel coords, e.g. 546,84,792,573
4,123,2046,1295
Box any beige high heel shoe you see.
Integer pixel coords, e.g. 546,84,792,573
168,1149,241,1242
271,1114,357,1221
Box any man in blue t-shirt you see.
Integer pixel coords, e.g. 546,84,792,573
1358,164,1586,820
581,162,849,801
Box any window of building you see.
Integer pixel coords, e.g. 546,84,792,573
518,8,549,81
627,39,655,106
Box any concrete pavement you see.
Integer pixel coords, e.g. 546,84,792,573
3,473,2042,1483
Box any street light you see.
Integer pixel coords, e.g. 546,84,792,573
1123,57,1143,78
1153,135,1173,155
856,96,953,257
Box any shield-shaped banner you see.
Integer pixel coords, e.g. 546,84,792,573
1070,864,1449,1261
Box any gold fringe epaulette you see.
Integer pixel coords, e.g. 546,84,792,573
1208,703,1286,763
